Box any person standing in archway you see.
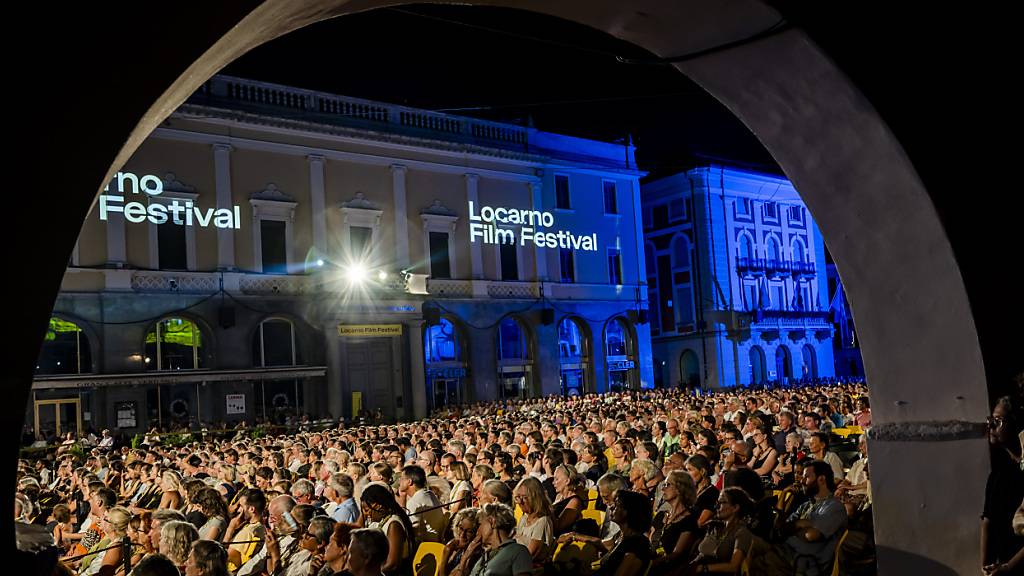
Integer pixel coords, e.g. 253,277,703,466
981,396,1024,575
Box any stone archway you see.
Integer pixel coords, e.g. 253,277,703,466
13,2,997,573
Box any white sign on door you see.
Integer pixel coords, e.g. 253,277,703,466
226,394,246,415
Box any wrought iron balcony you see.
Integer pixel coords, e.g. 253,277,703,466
736,257,766,275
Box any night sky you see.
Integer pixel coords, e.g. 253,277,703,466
222,4,780,180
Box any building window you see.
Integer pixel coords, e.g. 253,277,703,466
498,318,528,361
349,226,373,262
36,317,92,375
558,317,589,396
144,317,205,371
424,317,466,410
559,248,575,283
675,285,694,324
428,231,452,279
735,198,752,218
555,174,571,209
789,205,805,225
497,317,532,399
603,180,618,214
653,204,669,229
792,239,806,262
500,240,519,281
669,198,686,221
762,201,779,221
425,318,460,363
738,234,754,261
607,248,622,285
253,318,298,367
157,220,187,270
605,317,637,392
642,207,652,229
261,220,288,274
766,237,781,262
672,236,690,269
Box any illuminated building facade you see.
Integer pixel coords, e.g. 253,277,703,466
30,75,652,437
641,167,835,389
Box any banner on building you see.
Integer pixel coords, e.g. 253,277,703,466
338,324,403,337
226,394,246,415
608,360,636,371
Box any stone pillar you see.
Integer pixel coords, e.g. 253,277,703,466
325,325,343,422
465,174,483,279
104,183,126,267
308,155,327,262
392,165,409,271
406,320,427,420
529,181,548,281
213,143,235,270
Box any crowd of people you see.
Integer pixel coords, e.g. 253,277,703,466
9,381,1008,576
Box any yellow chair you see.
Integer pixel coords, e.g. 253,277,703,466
413,541,446,576
587,488,599,510
552,540,587,562
581,508,605,524
830,530,850,576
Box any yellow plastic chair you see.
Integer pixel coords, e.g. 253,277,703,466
830,530,850,576
587,488,599,510
581,508,605,524
413,541,446,576
551,540,587,562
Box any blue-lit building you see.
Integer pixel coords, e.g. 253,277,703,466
828,262,865,379
641,166,835,389
29,75,652,438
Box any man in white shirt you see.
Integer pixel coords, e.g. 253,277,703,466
398,465,447,543
808,433,845,482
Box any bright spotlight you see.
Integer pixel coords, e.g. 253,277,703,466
316,259,324,267
377,270,388,281
346,263,368,284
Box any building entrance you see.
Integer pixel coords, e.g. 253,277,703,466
343,338,398,422
34,398,81,442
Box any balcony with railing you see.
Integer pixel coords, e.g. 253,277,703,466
120,269,640,303
186,75,637,170
736,257,816,278
752,309,831,328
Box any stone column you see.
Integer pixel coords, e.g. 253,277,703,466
391,165,409,271
465,174,483,279
529,181,548,281
406,320,427,420
213,143,235,270
308,155,327,263
325,323,343,422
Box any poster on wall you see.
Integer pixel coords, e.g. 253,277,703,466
226,394,246,415
115,401,137,429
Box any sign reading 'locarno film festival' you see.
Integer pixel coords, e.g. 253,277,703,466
98,172,241,229
468,201,598,251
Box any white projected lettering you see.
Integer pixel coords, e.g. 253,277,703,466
468,200,597,251
98,171,241,229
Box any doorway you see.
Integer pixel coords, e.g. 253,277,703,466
34,398,81,443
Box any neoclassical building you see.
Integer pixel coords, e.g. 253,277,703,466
31,75,652,437
641,166,835,389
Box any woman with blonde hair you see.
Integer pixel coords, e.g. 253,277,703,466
512,476,554,563
447,461,473,515
157,470,184,510
159,519,200,573
80,506,131,576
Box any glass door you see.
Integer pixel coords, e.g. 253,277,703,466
34,398,81,442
